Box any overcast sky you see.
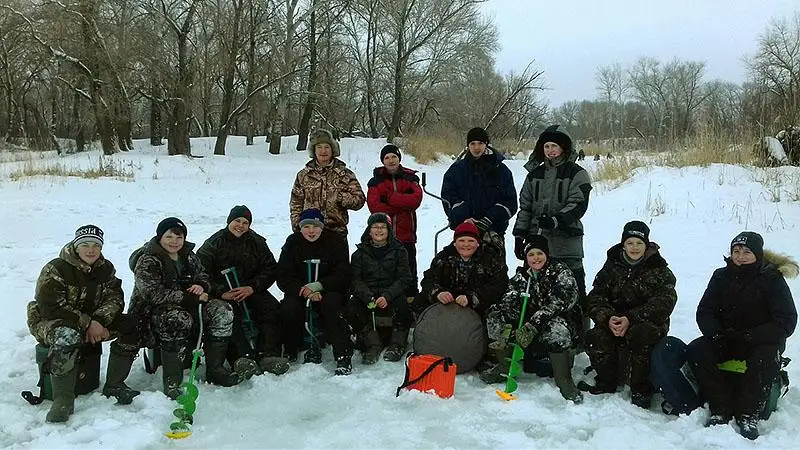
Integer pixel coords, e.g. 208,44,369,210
481,0,799,106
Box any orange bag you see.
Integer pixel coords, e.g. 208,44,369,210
395,353,457,399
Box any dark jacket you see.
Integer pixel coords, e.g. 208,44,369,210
197,228,279,298
366,166,423,243
350,221,413,305
586,243,677,335
696,251,797,348
513,127,591,260
28,242,124,343
128,237,210,347
419,244,509,315
276,230,351,297
441,147,517,233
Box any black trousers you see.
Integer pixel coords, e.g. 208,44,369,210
585,323,663,395
686,336,780,417
229,291,283,359
280,292,352,358
345,295,413,333
402,242,418,296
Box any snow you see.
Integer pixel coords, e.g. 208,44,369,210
1,136,799,449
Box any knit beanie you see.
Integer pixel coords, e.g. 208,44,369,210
367,212,392,228
73,224,104,247
380,144,401,162
298,208,325,228
621,220,650,246
524,234,549,257
227,205,252,224
156,217,187,240
730,231,764,261
454,222,480,241
466,127,490,145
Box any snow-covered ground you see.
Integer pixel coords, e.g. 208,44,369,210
0,136,798,449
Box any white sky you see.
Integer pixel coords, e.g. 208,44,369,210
481,0,800,106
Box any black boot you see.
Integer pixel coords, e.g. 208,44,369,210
204,337,244,387
102,346,140,405
361,328,382,365
335,355,353,376
737,414,759,440
161,346,185,400
383,328,409,362
46,368,77,423
550,352,583,404
480,346,511,385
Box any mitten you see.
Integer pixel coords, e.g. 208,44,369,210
537,214,557,230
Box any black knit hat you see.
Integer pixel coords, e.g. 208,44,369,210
73,224,104,247
367,212,392,228
298,208,325,228
466,127,490,145
731,231,764,261
380,144,401,162
227,205,252,224
621,220,650,246
156,217,187,239
536,125,572,153
524,234,549,257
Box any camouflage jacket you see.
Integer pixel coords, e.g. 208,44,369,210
487,260,580,331
419,244,509,315
128,237,210,346
586,242,677,334
28,242,124,338
290,158,366,237
197,228,279,298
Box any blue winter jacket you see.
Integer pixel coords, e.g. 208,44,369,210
440,148,517,233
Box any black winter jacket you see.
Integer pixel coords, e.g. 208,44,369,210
276,230,351,297
351,224,413,305
197,228,279,297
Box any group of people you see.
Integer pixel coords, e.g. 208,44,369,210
26,127,796,440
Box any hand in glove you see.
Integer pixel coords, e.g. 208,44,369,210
514,236,526,260
514,322,538,348
537,214,557,230
712,329,750,360
474,217,492,233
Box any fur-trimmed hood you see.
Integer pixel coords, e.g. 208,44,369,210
763,249,799,278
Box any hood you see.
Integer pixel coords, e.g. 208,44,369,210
59,241,106,273
454,145,506,164
358,218,402,249
129,236,196,271
724,249,800,279
527,125,577,168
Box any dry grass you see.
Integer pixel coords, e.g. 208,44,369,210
9,155,137,181
405,131,530,164
590,155,650,187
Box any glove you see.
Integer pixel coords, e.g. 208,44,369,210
475,217,492,232
537,214,557,230
712,330,750,360
514,236,526,260
514,322,538,348
181,292,201,309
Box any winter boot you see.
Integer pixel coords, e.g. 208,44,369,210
233,356,261,380
576,379,617,395
480,346,511,385
631,391,652,409
204,337,244,387
736,414,759,440
383,328,409,362
102,347,140,405
705,414,732,427
360,328,382,365
257,354,290,375
46,368,77,423
161,347,186,400
550,352,583,404
304,346,322,364
335,355,353,376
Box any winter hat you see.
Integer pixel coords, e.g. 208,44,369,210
156,217,187,240
380,144,401,162
535,124,572,154
367,212,392,228
466,127,490,145
227,205,252,224
524,234,549,257
453,222,480,241
73,224,104,247
308,129,341,159
621,220,650,246
298,208,325,228
730,231,764,261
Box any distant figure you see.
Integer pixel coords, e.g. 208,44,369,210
607,152,614,159
577,149,586,161
594,154,601,161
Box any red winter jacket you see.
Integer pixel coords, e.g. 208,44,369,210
366,166,423,243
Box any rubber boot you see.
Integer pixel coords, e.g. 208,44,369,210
204,337,244,387
46,368,77,423
256,353,290,375
550,352,583,404
102,348,140,405
383,328,409,362
480,346,511,384
161,347,185,400
361,328,382,365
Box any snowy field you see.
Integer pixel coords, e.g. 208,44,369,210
0,136,798,449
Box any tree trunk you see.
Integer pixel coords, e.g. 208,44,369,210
149,83,162,146
296,6,317,152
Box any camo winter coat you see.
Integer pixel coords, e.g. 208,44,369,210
290,158,365,237
419,244,508,316
197,228,279,298
128,237,210,347
586,243,677,336
486,261,581,349
28,242,124,344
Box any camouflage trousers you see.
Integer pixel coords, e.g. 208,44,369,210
150,299,233,352
585,322,663,395
30,314,139,375
488,315,579,354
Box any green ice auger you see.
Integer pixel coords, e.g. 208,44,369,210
496,272,534,401
166,303,204,439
